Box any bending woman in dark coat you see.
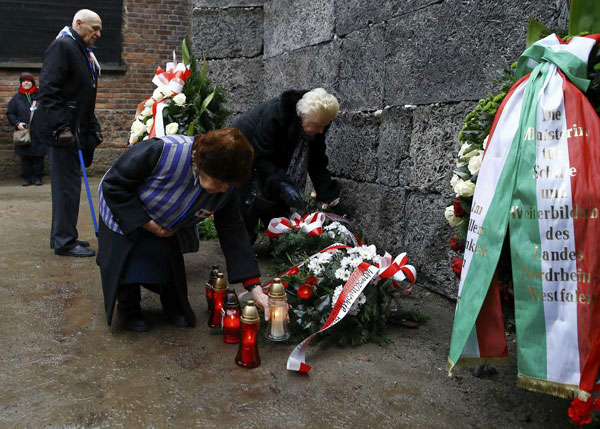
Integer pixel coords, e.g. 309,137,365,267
97,128,268,332
232,88,341,242
6,72,45,186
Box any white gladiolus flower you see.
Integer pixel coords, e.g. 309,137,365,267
444,205,464,227
131,120,145,136
331,286,366,316
165,122,179,135
173,93,186,106
468,151,483,175
454,179,475,197
146,118,154,133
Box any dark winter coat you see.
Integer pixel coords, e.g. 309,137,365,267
7,91,46,157
231,89,339,203
96,138,260,326
30,27,101,167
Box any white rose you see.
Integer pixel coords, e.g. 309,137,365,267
152,87,165,100
141,107,152,118
468,151,483,175
482,135,489,150
445,205,464,227
144,98,155,107
146,118,154,133
131,120,145,136
128,134,138,145
455,179,475,197
458,143,478,159
173,93,186,106
450,174,460,188
165,122,179,135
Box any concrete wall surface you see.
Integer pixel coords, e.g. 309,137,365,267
192,0,570,297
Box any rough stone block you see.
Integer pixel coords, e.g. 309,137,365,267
326,111,380,183
192,7,263,59
384,0,570,105
263,41,340,99
335,0,395,36
377,106,412,187
0,148,22,180
207,57,264,113
263,0,335,58
403,191,458,298
338,24,385,111
409,102,475,194
193,0,264,6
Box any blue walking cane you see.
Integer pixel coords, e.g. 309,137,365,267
74,121,99,236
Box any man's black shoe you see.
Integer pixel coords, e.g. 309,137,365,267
77,240,90,247
54,244,96,257
166,311,190,328
34,176,42,186
22,177,32,186
117,309,149,332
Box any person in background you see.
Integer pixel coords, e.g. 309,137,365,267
30,9,103,257
97,129,268,332
7,72,45,186
232,88,342,243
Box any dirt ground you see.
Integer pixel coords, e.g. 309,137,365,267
0,177,583,428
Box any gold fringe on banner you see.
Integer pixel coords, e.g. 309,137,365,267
447,357,508,376
517,374,579,400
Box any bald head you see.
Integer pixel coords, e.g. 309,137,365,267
72,9,102,46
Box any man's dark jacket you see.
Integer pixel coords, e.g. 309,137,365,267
30,28,101,166
231,89,338,203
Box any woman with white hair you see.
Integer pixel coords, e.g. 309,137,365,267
232,88,341,242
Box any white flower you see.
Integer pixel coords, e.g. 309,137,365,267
144,98,155,107
146,118,154,133
141,107,152,118
454,179,475,197
173,93,186,106
358,244,377,260
468,150,483,176
458,143,478,159
331,286,366,316
482,135,489,150
152,87,165,100
128,134,138,145
444,205,464,227
335,267,351,281
131,120,145,136
165,122,179,135
450,174,460,188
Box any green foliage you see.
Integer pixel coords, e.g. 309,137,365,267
197,217,217,240
569,0,600,36
270,229,337,268
526,18,552,48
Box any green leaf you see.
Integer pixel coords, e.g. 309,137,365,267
182,36,191,65
569,0,600,36
526,18,551,48
198,89,216,115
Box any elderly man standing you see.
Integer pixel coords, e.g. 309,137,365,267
31,9,103,257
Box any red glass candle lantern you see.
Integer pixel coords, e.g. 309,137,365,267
222,288,241,344
205,265,219,312
208,272,227,332
235,300,261,369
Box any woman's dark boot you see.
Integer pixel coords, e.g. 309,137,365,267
116,285,149,332
160,284,189,328
22,177,32,186
34,176,42,186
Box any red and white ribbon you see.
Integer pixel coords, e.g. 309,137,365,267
266,212,326,238
148,55,192,138
374,252,417,294
287,262,380,373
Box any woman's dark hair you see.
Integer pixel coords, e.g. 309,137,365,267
192,128,253,184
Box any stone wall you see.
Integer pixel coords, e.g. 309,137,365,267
0,0,192,178
192,0,570,297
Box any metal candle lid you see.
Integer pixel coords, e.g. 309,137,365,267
241,301,260,323
224,288,240,307
268,278,286,299
213,272,227,292
209,265,220,281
